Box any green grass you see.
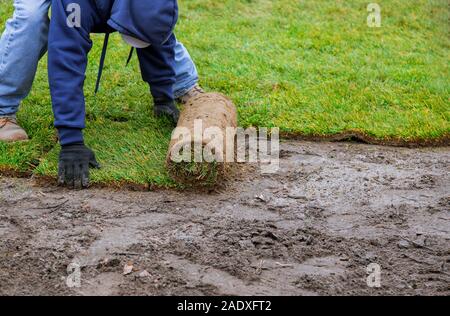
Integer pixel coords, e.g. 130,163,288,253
1,0,449,187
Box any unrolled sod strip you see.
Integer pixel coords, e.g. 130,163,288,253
166,93,238,186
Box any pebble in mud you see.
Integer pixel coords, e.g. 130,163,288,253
397,240,411,249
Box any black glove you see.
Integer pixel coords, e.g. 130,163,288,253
154,98,179,125
58,143,100,189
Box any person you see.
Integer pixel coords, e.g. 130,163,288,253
49,0,203,189
0,0,204,143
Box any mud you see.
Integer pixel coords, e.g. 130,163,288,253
0,140,449,296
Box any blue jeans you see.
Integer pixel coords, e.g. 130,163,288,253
0,0,198,116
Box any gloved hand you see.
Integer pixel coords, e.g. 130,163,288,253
58,143,100,189
154,98,179,125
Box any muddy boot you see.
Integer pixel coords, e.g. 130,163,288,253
178,84,205,105
0,117,29,143
154,99,180,125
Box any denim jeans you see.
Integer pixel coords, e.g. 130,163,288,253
0,0,198,116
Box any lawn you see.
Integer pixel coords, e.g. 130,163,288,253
0,0,449,187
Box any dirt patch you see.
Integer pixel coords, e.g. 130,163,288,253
0,140,449,295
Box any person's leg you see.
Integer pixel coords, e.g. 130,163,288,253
137,34,177,103
136,34,179,123
48,0,103,146
0,0,50,117
173,39,201,100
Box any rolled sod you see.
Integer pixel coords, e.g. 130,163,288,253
166,93,238,186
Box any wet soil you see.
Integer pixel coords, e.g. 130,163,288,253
0,141,449,296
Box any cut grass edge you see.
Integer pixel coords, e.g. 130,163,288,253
0,130,449,191
280,130,450,148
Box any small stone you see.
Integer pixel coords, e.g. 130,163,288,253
255,194,268,203
139,270,151,278
364,252,377,261
123,262,134,275
398,240,410,249
413,236,426,248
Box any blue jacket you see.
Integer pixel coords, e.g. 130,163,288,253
48,0,178,145
106,0,178,45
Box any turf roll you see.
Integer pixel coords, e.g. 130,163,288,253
166,93,238,186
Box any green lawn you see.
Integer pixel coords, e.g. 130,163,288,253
1,0,449,187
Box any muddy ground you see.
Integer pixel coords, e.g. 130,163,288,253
0,140,449,296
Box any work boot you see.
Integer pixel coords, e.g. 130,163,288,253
178,84,205,105
0,117,29,143
154,102,180,125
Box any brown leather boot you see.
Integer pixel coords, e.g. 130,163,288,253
178,84,205,105
0,117,29,143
